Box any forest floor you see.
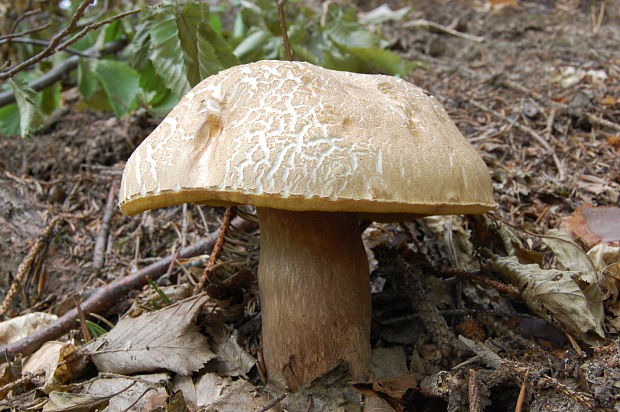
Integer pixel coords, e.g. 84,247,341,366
1,0,619,411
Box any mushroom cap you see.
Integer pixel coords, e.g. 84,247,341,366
119,60,495,217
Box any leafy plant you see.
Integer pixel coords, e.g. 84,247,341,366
0,0,415,138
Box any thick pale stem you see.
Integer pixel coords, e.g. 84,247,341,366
257,208,371,391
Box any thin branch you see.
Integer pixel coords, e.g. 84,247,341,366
0,217,256,361
193,207,236,294
0,23,51,42
0,0,95,79
276,0,294,61
441,267,519,297
93,182,118,270
404,19,484,42
253,393,287,412
468,369,482,412
0,39,126,107
0,37,93,57
10,9,45,33
467,98,565,180
55,9,140,54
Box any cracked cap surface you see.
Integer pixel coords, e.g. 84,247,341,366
119,60,495,216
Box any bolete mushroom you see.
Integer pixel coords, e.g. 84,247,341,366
119,60,495,391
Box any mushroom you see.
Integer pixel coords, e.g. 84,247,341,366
119,60,495,391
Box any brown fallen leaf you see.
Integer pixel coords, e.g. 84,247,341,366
22,341,87,393
83,294,215,375
490,255,605,344
352,375,417,412
0,312,58,346
565,204,620,247
84,373,170,412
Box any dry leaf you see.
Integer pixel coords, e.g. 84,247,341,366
84,294,214,375
0,312,57,345
42,391,110,412
370,347,408,380
172,375,198,412
282,361,362,411
206,323,256,377
85,373,170,412
588,244,620,301
565,204,620,247
23,341,86,393
194,373,267,411
543,229,595,272
352,375,416,411
490,255,605,344
601,95,617,105
608,135,620,151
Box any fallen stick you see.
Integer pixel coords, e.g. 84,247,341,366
0,216,256,361
92,183,117,270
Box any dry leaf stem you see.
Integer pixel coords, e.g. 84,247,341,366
194,207,235,294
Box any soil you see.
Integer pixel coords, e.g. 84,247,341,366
1,1,619,411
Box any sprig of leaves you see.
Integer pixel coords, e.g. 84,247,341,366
1,0,416,138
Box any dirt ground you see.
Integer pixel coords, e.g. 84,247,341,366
1,0,619,411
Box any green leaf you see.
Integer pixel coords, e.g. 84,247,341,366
139,59,176,107
340,46,416,76
92,59,140,116
126,21,152,69
232,12,246,39
148,5,192,97
78,59,98,99
40,82,61,115
196,22,241,78
176,1,210,87
0,103,21,136
233,28,272,61
359,4,412,25
10,76,44,138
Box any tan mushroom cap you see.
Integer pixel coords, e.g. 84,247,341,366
119,60,495,217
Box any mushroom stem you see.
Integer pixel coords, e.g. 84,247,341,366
257,208,371,391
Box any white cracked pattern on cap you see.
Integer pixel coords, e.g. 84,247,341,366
119,60,495,216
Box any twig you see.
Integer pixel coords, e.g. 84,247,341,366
514,368,528,412
276,0,294,60
564,332,584,357
467,98,565,180
0,216,256,361
75,297,92,342
193,207,235,294
0,39,126,107
441,267,519,297
10,9,44,33
468,369,481,412
500,76,620,132
253,392,287,412
0,371,45,394
586,112,620,132
537,375,594,409
0,24,51,42
0,216,60,317
0,0,95,79
55,9,140,54
1,37,93,57
404,19,484,42
93,182,117,270
468,99,551,151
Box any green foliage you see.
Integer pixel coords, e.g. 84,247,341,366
10,76,45,139
0,0,416,138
